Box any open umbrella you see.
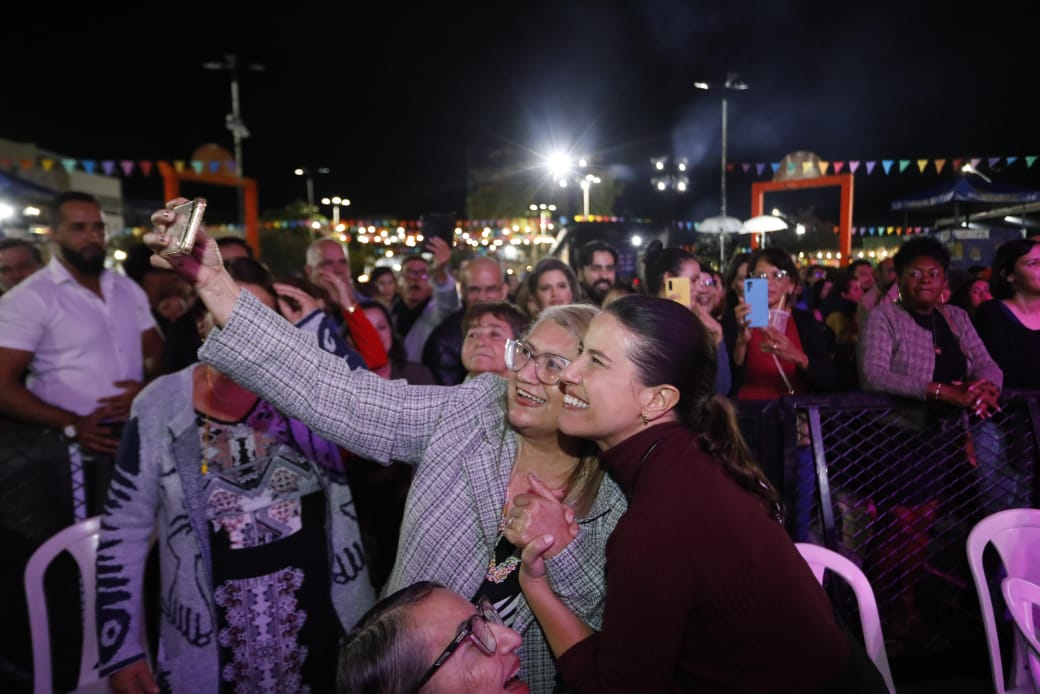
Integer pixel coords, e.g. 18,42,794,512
741,214,789,250
697,215,743,268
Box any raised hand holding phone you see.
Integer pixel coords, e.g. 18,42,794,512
666,277,691,308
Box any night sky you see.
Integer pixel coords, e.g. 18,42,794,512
5,1,1038,228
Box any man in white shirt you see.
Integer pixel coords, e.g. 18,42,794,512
0,191,163,517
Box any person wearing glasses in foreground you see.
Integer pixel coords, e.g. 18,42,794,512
144,201,625,693
514,295,887,692
338,581,527,693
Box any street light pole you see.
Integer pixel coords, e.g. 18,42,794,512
203,54,264,224
321,196,351,228
695,73,748,267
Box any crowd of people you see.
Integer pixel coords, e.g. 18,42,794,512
0,190,1037,692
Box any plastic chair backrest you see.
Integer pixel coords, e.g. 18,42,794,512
23,515,102,694
795,542,896,694
1001,577,1040,694
966,508,1040,694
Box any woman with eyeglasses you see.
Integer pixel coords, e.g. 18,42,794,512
514,295,887,692
143,205,625,694
339,581,527,693
858,235,1002,647
642,242,731,397
726,246,837,399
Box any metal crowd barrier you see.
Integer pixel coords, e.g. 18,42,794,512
740,390,1040,677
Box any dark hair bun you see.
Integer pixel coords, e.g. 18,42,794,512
644,239,664,261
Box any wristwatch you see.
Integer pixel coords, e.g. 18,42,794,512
63,423,78,440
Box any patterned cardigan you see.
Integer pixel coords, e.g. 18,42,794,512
95,364,375,692
858,301,1003,399
200,290,628,694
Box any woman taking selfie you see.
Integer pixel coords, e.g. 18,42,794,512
143,203,625,693
513,295,886,692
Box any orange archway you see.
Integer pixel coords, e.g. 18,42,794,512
157,161,260,258
750,172,854,267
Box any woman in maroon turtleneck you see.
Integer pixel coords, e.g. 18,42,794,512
513,295,887,693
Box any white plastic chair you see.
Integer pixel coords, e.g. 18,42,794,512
795,542,896,694
966,508,1040,694
1001,577,1040,693
23,515,108,694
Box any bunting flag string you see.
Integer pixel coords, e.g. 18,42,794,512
0,154,1036,179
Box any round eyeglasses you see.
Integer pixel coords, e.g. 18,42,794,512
413,598,503,691
504,338,571,385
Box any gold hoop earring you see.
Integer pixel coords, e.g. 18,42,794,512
639,413,649,426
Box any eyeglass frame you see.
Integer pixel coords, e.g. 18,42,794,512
753,269,790,282
413,598,503,691
504,338,572,385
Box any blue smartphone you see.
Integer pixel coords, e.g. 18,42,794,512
744,278,769,328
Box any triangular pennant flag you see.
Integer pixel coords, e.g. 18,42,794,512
865,161,876,175
887,226,894,235
897,160,910,173
988,157,1001,169
101,161,115,176
40,159,55,172
917,159,929,173
139,161,153,176
225,160,236,174
756,163,766,176
771,162,780,174
1027,156,1038,168
896,227,903,235
726,162,736,172
833,161,845,173
935,159,946,174
849,161,860,174
61,159,77,172
819,161,830,175
742,163,751,173
190,160,203,174
209,161,221,173
20,158,34,171
81,160,97,174
120,160,135,176
915,227,922,234
882,160,895,174
1007,156,1018,166
952,158,963,171
801,161,814,174
786,161,796,174
970,157,981,169
173,160,185,173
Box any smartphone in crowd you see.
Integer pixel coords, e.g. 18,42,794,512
744,278,769,328
159,198,207,257
666,277,691,308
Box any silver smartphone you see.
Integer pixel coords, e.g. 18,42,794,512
159,198,207,257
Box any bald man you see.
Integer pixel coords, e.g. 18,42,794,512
421,256,507,385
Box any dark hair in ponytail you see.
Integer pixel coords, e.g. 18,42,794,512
643,240,699,297
604,295,782,519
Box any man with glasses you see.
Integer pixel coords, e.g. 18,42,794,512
392,239,460,364
422,256,508,385
339,581,526,693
